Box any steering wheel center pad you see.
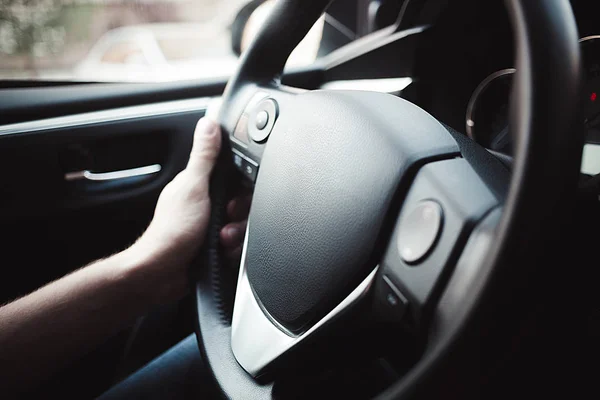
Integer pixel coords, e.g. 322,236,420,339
246,90,459,333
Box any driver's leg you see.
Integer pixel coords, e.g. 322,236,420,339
97,334,217,400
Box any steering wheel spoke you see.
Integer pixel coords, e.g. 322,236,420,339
231,146,500,378
373,158,498,330
232,229,379,377
226,85,506,379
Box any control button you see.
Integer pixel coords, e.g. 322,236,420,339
242,159,258,181
233,153,243,168
255,110,269,130
232,149,259,182
248,99,278,143
397,200,443,264
376,275,408,323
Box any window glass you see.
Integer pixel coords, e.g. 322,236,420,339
99,42,147,64
0,0,357,83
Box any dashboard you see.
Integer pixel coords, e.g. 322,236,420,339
465,35,600,175
407,0,600,175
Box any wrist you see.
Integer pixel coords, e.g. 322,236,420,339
113,245,159,307
119,236,190,306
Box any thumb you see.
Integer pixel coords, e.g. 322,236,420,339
187,117,222,179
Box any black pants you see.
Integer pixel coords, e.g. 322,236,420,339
97,334,217,399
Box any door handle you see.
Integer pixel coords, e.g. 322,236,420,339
64,164,162,182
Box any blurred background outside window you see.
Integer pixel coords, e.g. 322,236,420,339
0,0,365,83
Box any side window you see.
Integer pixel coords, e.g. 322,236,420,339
0,0,366,83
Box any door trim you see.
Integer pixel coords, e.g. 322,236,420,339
0,97,213,137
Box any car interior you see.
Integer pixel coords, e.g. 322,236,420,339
0,0,598,398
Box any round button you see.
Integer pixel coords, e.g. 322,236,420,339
255,110,269,130
248,99,278,143
397,200,443,264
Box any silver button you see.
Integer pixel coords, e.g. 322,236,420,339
397,200,443,264
255,110,269,130
248,99,278,143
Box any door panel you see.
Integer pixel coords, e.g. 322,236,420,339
0,95,210,398
0,98,210,219
0,97,211,301
0,80,226,125
0,64,323,397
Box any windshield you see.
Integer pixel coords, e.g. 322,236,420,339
0,0,332,83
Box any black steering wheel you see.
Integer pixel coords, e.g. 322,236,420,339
194,0,583,398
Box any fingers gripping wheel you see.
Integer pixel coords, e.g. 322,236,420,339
194,0,583,399
196,89,285,322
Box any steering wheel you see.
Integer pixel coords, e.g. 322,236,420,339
194,0,583,398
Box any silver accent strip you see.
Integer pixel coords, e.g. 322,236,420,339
64,164,161,182
324,14,356,41
322,25,427,70
229,135,249,149
580,35,600,43
321,77,413,94
0,97,213,137
465,68,515,139
231,148,258,167
231,228,379,377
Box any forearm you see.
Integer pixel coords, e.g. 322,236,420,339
0,118,237,395
0,245,160,393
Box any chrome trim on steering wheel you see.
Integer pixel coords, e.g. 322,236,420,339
231,227,379,377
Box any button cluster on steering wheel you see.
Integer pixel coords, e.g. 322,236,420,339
232,148,259,181
228,93,285,183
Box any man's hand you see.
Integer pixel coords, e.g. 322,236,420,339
127,117,248,303
0,116,250,394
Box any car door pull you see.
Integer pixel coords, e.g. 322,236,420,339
64,164,161,182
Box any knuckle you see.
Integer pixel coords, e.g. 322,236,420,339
197,137,220,161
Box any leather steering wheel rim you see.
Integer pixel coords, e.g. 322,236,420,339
194,1,583,398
